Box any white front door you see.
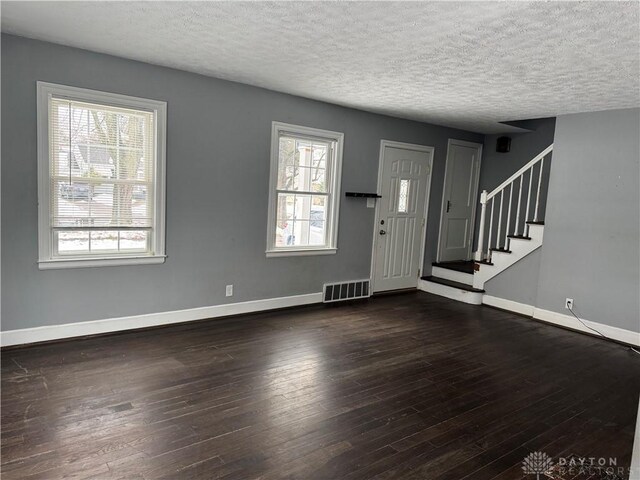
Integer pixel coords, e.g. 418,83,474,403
373,143,433,293
438,139,482,262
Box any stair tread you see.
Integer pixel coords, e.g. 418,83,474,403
490,248,512,253
422,276,485,293
507,235,532,240
526,221,545,225
432,261,475,275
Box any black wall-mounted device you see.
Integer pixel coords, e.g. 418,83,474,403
496,136,511,153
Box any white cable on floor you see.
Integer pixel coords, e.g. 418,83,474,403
566,305,640,356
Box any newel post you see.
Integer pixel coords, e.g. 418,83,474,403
475,190,488,261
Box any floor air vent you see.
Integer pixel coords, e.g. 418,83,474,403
323,279,370,303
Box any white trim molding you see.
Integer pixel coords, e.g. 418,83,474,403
38,255,167,269
36,82,167,269
532,307,640,347
1,292,323,347
481,294,640,347
265,121,344,257
266,248,336,258
482,295,535,316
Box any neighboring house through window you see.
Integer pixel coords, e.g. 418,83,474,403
37,82,167,268
266,122,344,256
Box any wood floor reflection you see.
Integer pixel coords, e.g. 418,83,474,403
2,292,639,479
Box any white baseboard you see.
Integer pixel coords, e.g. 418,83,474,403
532,307,640,347
418,279,483,305
1,292,323,347
482,295,535,316
482,295,639,346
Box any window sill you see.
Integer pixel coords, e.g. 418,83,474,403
38,255,166,270
266,248,337,258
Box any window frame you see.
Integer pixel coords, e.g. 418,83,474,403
266,122,344,257
36,82,167,269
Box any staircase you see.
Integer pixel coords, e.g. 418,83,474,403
420,144,553,305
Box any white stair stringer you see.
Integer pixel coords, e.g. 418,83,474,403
473,224,544,290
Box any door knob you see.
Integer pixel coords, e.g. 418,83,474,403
446,200,452,213
379,230,386,235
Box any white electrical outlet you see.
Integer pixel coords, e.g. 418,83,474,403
565,298,574,310
226,285,233,297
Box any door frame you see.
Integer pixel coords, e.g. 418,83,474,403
436,138,483,263
370,140,435,294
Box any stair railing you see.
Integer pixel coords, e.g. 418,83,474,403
475,144,553,262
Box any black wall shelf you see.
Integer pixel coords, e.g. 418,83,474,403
345,192,381,198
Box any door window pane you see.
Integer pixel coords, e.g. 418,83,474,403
398,179,409,213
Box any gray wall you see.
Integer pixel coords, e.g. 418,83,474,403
486,108,640,334
536,108,640,333
1,35,483,331
484,249,541,306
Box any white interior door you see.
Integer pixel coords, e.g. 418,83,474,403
437,139,482,262
373,143,432,293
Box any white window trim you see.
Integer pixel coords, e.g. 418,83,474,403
266,122,344,257
36,82,167,269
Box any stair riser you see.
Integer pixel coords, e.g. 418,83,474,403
491,224,543,253
418,279,483,305
431,266,474,286
526,223,544,239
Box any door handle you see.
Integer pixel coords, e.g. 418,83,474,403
446,200,451,213
379,229,386,235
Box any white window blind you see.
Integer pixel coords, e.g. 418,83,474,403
37,83,167,268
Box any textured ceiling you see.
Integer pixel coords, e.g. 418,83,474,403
2,1,639,133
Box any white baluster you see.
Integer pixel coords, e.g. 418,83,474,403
515,174,523,235
479,145,552,246
525,166,533,234
497,190,504,249
475,190,487,261
505,182,513,247
534,155,545,222
488,198,494,259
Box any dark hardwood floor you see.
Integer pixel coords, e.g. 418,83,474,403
2,292,639,479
